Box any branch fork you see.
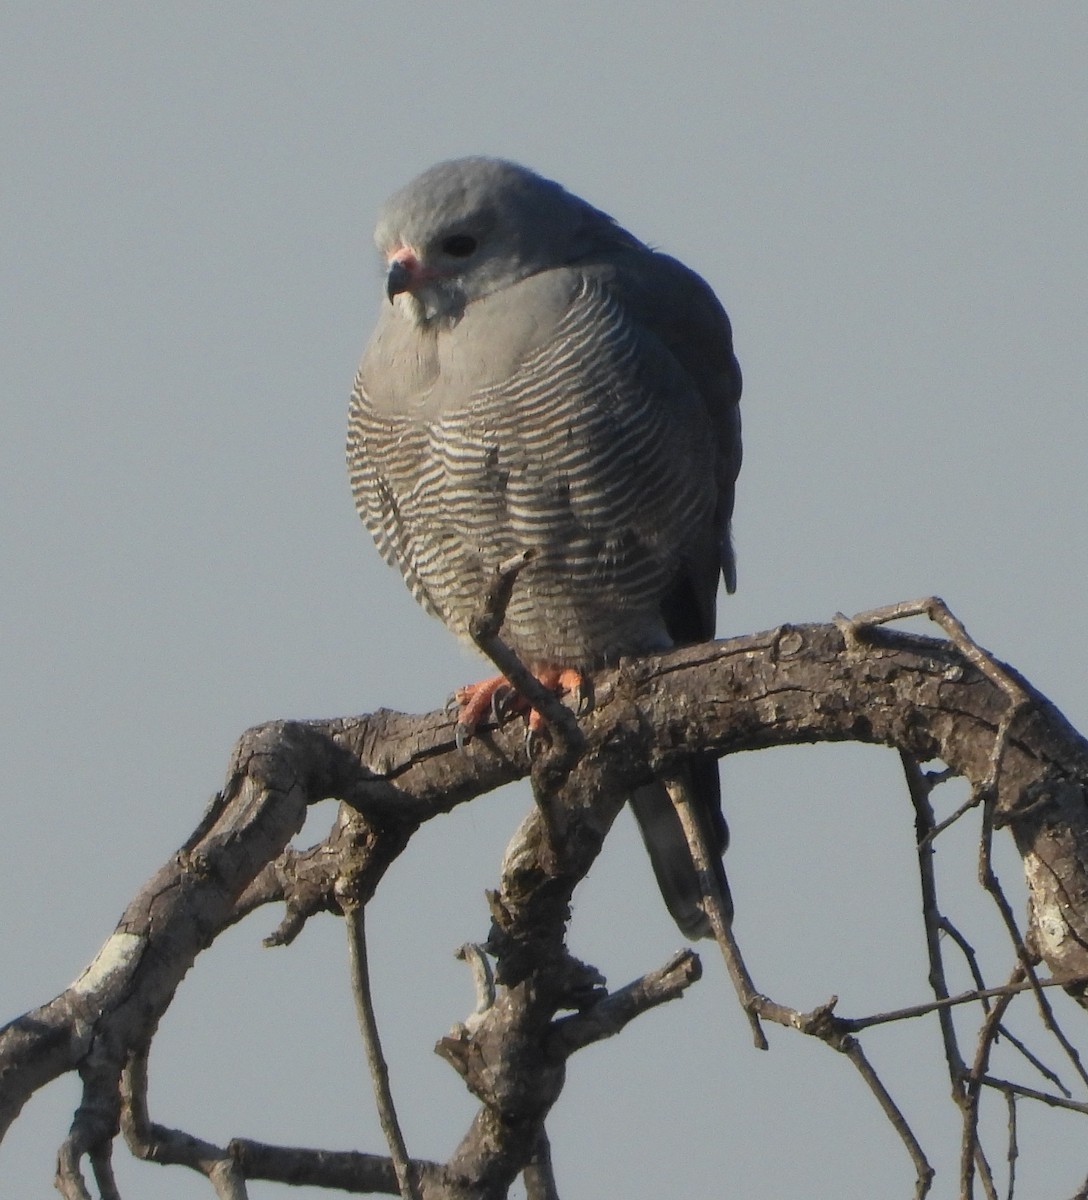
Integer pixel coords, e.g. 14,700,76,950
8,599,1088,1197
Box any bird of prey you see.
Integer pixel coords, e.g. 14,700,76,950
348,157,742,938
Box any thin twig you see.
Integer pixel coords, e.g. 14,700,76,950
666,777,766,1049
464,550,585,757
994,1022,1071,1097
464,552,588,852
344,903,421,1200
842,1038,934,1198
921,790,985,847
844,971,1088,1031
962,968,1018,1200
939,918,990,1004
841,598,1031,824
974,1143,999,1200
837,597,1028,709
902,752,968,1081
978,1075,1088,1115
900,747,1088,1198
1004,1091,1018,1200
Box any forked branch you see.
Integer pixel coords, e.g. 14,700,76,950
4,602,1088,1197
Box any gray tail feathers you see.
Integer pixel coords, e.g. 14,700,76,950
628,755,731,940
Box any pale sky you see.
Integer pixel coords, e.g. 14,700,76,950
3,4,1087,1197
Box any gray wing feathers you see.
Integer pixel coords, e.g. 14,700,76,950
607,250,742,608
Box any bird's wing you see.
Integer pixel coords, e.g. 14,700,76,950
596,247,743,637
590,248,740,939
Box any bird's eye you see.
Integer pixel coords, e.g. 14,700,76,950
441,234,478,258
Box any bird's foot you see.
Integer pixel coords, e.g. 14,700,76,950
453,666,590,749
454,674,520,748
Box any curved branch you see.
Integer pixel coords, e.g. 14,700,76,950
3,614,1088,1195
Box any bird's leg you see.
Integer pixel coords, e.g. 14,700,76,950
454,675,521,745
525,667,591,732
453,666,590,748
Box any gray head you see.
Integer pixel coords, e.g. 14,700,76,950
374,157,640,323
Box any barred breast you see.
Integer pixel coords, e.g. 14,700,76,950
347,271,717,669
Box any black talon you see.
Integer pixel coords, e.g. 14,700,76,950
455,721,473,751
491,684,514,724
524,724,551,758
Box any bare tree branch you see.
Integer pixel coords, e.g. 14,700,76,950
228,1139,443,1194
7,609,1088,1196
120,1048,249,1198
545,950,702,1056
665,777,766,1048
343,903,421,1200
521,1130,560,1200
841,1037,934,1199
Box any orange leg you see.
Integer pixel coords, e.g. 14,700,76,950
525,667,588,733
453,666,589,746
454,674,522,732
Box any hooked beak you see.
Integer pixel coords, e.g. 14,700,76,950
386,258,413,302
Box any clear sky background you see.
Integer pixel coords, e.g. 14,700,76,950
3,4,1087,1197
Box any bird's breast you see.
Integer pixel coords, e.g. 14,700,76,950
350,269,716,667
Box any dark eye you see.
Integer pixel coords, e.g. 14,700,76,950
441,234,478,257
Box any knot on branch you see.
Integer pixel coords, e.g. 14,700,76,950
791,996,855,1051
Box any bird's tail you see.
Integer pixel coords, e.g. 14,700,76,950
628,756,731,939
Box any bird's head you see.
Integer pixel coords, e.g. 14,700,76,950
374,157,637,326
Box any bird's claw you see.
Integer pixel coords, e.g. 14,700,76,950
451,668,587,755
490,684,516,723
524,723,550,758
569,679,592,716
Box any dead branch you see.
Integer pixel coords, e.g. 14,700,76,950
5,608,1088,1197
343,903,421,1200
